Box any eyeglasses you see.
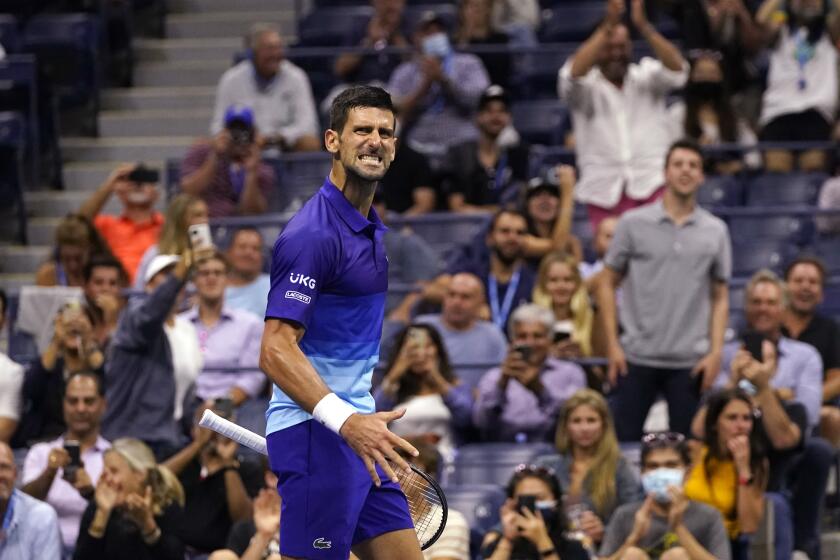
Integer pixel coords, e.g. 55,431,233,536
641,432,686,448
514,464,556,478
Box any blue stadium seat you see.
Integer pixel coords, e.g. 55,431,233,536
815,237,840,275
729,283,746,311
511,100,568,146
697,175,744,208
23,15,102,135
528,146,576,178
446,443,555,487
0,15,21,53
727,310,747,341
0,54,39,183
539,3,607,42
278,152,333,210
728,215,814,246
391,213,491,255
441,485,506,558
0,111,27,243
297,6,373,47
745,173,826,207
452,363,495,393
819,282,840,316
731,240,798,278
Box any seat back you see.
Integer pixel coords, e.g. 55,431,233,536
731,240,798,278
442,485,507,558
728,215,814,246
510,100,568,146
745,172,826,207
697,175,744,208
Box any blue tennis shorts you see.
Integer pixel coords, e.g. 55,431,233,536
267,420,414,559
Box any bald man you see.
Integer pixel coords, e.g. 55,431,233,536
415,272,508,367
0,441,62,559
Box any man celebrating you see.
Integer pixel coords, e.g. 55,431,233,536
598,140,731,441
260,86,421,559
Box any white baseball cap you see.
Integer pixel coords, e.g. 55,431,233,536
144,254,180,285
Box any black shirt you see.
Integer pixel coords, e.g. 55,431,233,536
754,400,808,492
441,141,530,207
379,143,436,213
74,502,184,560
174,458,263,552
782,313,840,377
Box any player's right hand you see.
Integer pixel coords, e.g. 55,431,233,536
340,410,419,487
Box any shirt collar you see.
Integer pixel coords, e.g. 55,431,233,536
55,434,110,452
320,176,387,234
184,305,235,323
118,211,163,227
653,198,700,226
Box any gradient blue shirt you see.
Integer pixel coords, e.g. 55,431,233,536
265,178,388,434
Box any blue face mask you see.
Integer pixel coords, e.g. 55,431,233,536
535,499,558,527
422,33,452,59
641,468,684,503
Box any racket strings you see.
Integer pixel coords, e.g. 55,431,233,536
397,471,445,546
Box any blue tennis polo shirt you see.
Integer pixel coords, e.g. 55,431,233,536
265,177,388,434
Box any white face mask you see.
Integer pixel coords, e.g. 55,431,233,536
641,468,684,503
422,32,451,59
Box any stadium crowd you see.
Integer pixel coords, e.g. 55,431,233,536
2,0,840,559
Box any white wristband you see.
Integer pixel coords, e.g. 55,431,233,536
312,393,357,434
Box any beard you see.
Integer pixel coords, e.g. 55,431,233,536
492,245,520,266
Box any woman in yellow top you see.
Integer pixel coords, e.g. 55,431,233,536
684,388,767,560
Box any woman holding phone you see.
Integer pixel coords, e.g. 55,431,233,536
481,465,590,560
374,324,473,459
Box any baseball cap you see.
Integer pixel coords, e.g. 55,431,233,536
224,105,254,129
478,85,510,111
144,254,180,285
417,10,447,31
525,177,560,199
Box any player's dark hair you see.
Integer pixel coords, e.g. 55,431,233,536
83,254,127,286
329,85,395,134
784,255,827,286
384,324,457,405
665,139,704,168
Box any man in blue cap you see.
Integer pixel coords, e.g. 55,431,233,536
181,104,277,218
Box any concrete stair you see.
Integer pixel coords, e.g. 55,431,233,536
1,0,300,293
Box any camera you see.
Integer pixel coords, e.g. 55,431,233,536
127,164,160,184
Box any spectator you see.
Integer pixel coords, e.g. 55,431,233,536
521,167,582,268
669,51,761,174
388,10,490,156
454,0,512,88
36,214,113,288
182,106,276,218
163,409,261,554
816,173,840,235
209,457,281,560
377,141,437,215
82,255,127,349
597,140,731,441
756,0,840,172
533,252,596,359
102,253,205,461
579,216,618,285
490,0,540,42
75,438,185,560
375,324,473,457
211,24,320,152
224,227,271,318
441,85,528,213
333,0,410,86
684,388,767,557
0,289,24,443
537,390,642,548
180,252,265,409
21,372,110,553
480,464,590,560
413,273,508,367
599,432,731,560
559,0,688,228
134,193,210,290
781,257,840,445
78,164,164,284
473,304,587,442
0,440,62,560
19,302,104,445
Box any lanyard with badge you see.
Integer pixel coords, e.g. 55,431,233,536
488,267,521,330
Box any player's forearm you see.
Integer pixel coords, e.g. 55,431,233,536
260,324,332,413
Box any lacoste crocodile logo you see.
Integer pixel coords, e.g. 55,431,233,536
313,537,332,549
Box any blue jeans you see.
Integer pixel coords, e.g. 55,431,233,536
610,363,700,441
767,492,794,560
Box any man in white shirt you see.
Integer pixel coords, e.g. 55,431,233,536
224,227,271,319
558,0,688,230
211,23,320,152
0,289,24,443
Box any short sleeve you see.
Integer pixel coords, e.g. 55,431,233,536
598,505,635,556
179,142,213,181
603,216,633,274
712,223,732,282
265,228,336,329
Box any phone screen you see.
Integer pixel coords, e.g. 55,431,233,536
64,440,81,467
517,495,536,514
742,332,766,362
188,223,214,250
513,344,532,362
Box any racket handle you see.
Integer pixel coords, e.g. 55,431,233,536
199,409,268,456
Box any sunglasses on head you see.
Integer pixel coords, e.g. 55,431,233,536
641,432,685,448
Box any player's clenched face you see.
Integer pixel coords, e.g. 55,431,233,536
327,107,396,182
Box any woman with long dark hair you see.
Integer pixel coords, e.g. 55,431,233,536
481,465,590,560
374,324,473,457
684,388,767,559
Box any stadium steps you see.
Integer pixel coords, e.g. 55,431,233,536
62,161,164,191
0,246,51,274
102,87,216,111
99,109,212,137
169,0,289,13
60,136,194,162
135,38,243,62
165,11,296,40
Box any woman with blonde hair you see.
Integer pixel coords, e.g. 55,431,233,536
532,251,597,359
36,214,114,287
74,438,185,560
133,193,209,289
536,389,642,548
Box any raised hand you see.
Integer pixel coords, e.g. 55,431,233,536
515,508,552,546
605,0,626,26
631,0,650,31
727,434,752,477
123,485,156,534
253,488,281,537
667,486,689,529
630,495,654,542
94,480,122,513
579,510,605,543
339,410,418,486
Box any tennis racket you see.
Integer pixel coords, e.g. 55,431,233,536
199,409,448,550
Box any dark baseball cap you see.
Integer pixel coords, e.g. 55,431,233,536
525,177,560,198
478,85,510,111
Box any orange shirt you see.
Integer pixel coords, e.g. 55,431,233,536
94,213,163,283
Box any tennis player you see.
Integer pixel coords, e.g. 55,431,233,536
259,85,423,560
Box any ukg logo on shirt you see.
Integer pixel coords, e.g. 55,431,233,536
289,273,316,289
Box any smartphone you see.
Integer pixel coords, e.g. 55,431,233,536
214,397,234,418
553,320,573,344
513,344,532,362
742,332,766,362
64,439,81,481
188,223,214,251
127,165,160,184
407,327,429,348
517,495,537,514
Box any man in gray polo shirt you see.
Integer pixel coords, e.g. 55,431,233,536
597,139,731,441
